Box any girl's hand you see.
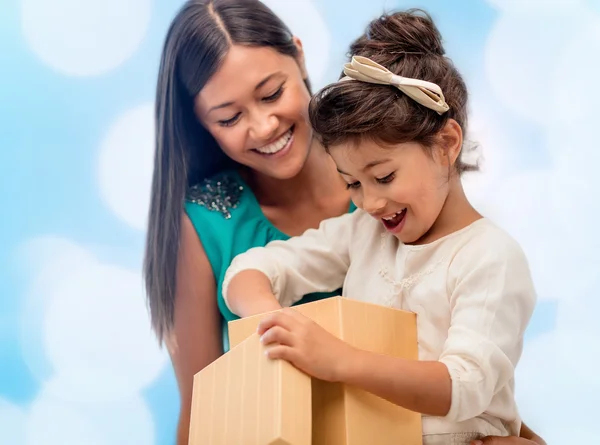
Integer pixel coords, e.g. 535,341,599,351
257,308,356,382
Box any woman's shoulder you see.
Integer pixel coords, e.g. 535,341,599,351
184,170,258,257
183,169,287,261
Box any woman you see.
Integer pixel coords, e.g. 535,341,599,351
143,1,546,444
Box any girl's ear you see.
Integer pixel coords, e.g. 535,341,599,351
437,119,463,168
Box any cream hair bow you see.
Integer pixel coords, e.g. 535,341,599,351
340,56,450,115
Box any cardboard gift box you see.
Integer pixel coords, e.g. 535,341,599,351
189,296,422,445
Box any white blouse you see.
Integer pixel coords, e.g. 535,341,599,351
223,209,537,438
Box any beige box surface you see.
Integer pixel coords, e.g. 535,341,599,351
227,297,423,445
189,332,312,445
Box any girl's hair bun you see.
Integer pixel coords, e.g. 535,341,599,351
358,9,445,58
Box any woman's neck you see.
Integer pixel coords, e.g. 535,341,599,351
245,142,347,209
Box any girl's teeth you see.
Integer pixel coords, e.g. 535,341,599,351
383,209,406,221
255,129,292,154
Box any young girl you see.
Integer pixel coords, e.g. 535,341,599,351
222,9,537,445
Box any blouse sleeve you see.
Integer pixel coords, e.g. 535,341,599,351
439,230,537,422
222,210,361,310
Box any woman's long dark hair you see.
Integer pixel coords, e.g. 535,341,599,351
144,0,309,341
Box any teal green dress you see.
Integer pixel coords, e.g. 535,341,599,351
184,169,356,351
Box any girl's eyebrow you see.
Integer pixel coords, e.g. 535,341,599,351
337,158,392,176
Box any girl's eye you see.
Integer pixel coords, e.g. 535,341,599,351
346,181,360,190
263,86,284,102
218,113,240,127
376,172,395,184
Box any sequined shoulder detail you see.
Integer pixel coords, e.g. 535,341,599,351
186,173,244,219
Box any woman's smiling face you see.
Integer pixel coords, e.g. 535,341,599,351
195,43,314,180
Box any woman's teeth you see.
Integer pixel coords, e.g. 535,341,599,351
255,128,293,155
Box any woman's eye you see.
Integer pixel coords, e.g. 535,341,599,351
376,172,395,184
218,113,240,127
217,85,284,127
346,181,360,190
263,86,284,102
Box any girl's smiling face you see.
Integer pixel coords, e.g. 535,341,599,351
329,121,463,244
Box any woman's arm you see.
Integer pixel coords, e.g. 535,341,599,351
167,214,223,445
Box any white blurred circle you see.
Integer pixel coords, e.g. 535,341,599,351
486,0,585,13
97,104,154,231
484,8,587,124
19,236,168,402
262,0,331,88
485,169,599,302
43,261,167,401
0,399,27,445
554,276,600,386
546,18,600,194
550,19,600,125
556,280,600,339
515,332,598,442
27,390,154,445
461,100,514,213
554,329,600,387
19,237,96,383
546,118,600,200
21,0,151,76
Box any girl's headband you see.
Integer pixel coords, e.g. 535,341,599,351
340,56,450,115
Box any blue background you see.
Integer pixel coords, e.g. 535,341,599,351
2,0,599,443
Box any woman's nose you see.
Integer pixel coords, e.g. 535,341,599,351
249,112,279,144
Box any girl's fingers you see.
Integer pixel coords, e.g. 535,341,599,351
257,311,296,335
264,344,298,364
280,307,306,322
260,325,294,346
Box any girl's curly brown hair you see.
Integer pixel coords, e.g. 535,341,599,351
309,9,477,174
